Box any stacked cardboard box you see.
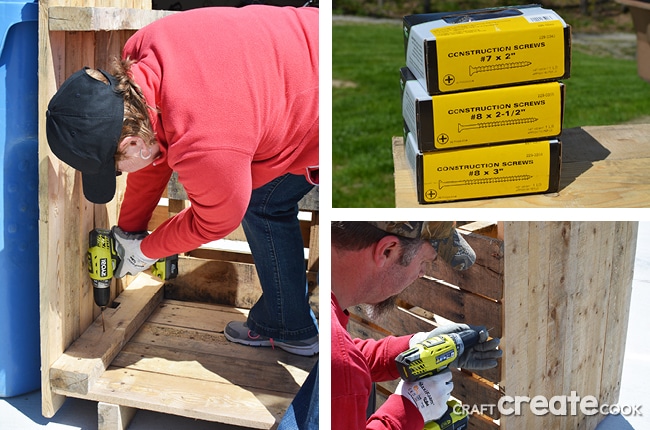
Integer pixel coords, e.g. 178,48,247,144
401,4,571,204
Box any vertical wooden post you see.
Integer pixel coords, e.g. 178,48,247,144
501,222,637,430
38,0,151,418
98,402,137,430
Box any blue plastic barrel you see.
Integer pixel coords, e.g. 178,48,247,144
0,0,40,397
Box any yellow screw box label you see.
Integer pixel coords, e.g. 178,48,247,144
405,132,561,203
404,5,571,94
401,66,565,150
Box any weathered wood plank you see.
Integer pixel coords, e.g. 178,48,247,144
398,277,503,339
48,7,175,31
49,274,164,396
467,412,501,430
347,305,434,341
98,402,136,430
40,0,155,421
85,299,315,430
424,229,504,301
599,222,637,406
164,255,318,313
163,256,262,308
147,300,248,332
501,222,638,430
89,367,282,429
394,124,650,207
112,342,312,395
128,321,312,371
187,248,255,264
459,221,500,238
307,211,319,272
452,370,502,420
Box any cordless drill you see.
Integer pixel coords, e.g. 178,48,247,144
87,228,178,331
87,228,120,332
395,328,482,430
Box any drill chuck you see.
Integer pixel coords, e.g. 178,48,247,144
456,329,480,355
92,279,111,309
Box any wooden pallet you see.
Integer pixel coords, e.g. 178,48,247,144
49,273,316,429
349,221,637,430
38,3,319,428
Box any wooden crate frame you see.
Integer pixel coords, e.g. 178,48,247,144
151,175,319,313
348,221,637,430
38,3,319,428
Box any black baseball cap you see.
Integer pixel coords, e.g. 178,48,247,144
46,68,124,204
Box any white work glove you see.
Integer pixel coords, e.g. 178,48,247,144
112,226,157,278
396,369,453,423
410,323,502,370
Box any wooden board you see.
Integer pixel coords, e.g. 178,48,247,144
500,222,637,430
49,273,164,396
393,124,650,207
39,3,143,415
398,278,503,341
425,229,504,301
48,6,175,31
79,299,317,429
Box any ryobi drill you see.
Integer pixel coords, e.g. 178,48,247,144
395,328,481,430
87,228,178,331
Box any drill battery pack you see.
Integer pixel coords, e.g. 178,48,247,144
152,254,179,281
424,399,468,430
396,334,461,381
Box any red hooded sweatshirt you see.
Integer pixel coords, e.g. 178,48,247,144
117,5,318,258
331,293,425,429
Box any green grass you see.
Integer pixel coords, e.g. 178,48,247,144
332,22,650,208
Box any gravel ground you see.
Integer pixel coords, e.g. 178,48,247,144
332,15,639,61
571,32,637,60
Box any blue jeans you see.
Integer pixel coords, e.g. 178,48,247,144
242,173,318,341
278,361,319,430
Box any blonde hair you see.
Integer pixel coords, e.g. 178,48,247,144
87,59,157,161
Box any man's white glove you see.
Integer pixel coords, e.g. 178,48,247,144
410,323,502,370
396,369,453,423
112,226,157,278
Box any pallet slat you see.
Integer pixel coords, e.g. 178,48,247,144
113,342,311,396
49,274,164,396
500,222,637,430
427,230,504,301
452,370,501,420
163,256,262,308
91,299,315,429
90,367,282,429
398,278,503,339
49,6,175,31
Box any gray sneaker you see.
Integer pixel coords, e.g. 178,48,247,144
224,321,319,357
